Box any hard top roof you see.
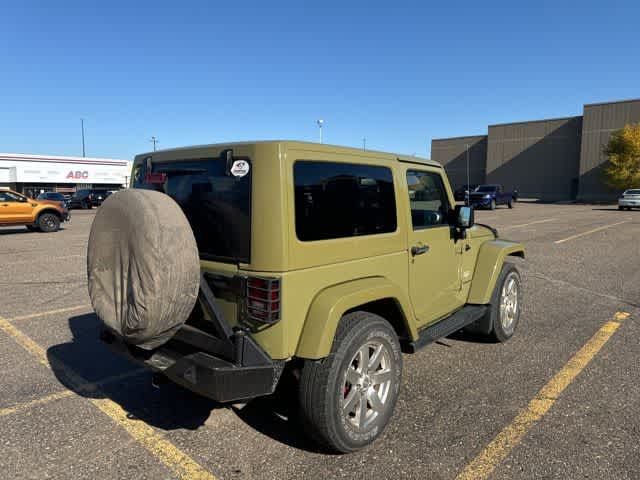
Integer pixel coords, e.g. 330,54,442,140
136,140,441,168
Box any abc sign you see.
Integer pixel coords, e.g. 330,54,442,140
66,170,89,179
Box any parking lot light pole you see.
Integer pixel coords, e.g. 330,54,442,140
317,119,324,144
465,143,470,206
81,118,86,157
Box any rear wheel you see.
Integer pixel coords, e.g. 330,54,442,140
299,311,402,453
508,200,513,209
38,212,60,232
619,206,624,210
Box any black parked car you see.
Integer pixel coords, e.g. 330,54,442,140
68,189,113,209
37,192,69,208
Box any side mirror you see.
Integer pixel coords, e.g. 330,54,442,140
455,205,474,229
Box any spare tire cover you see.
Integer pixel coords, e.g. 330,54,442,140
87,189,200,349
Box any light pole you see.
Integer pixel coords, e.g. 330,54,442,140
81,118,86,157
150,136,158,151
316,119,324,144
362,137,366,151
465,143,470,206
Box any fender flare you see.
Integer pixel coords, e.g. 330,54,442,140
295,277,417,359
467,239,525,304
36,208,62,220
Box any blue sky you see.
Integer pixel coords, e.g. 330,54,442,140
1,0,639,160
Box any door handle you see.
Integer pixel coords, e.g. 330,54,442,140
411,244,429,256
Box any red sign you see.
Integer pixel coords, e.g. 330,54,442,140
66,170,89,179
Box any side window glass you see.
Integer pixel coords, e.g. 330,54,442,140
294,161,397,241
406,171,449,229
0,192,20,202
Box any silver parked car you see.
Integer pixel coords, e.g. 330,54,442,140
618,189,640,210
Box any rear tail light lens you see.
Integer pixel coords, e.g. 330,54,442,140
144,172,167,184
246,277,280,324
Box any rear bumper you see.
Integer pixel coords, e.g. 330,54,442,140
100,327,283,403
619,199,640,207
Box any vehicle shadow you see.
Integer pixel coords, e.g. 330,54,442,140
47,313,321,451
446,329,499,344
0,227,30,235
0,227,69,235
47,313,220,431
231,372,323,453
592,207,633,211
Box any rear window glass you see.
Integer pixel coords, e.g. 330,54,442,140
294,161,396,241
133,158,251,264
625,189,640,195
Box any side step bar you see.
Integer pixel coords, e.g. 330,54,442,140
404,305,488,353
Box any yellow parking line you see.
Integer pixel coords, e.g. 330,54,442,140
0,369,145,418
456,311,630,480
554,220,629,244
8,304,91,322
502,218,556,230
0,315,217,480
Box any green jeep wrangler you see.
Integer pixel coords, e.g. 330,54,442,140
88,141,524,453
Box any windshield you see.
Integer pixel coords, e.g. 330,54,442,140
133,158,251,264
476,185,497,193
624,189,640,195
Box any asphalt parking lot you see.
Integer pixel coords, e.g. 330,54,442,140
1,203,638,480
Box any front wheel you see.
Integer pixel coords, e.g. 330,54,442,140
298,311,402,453
488,264,521,342
38,213,60,232
465,263,522,342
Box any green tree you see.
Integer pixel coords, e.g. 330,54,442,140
602,123,640,190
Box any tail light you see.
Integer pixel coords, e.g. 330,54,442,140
245,277,281,324
145,172,167,184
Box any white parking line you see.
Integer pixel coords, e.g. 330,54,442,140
502,218,556,230
554,220,629,244
8,304,91,322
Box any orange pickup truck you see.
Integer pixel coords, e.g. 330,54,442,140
0,188,70,232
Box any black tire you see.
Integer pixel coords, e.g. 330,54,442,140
487,263,521,342
619,206,623,210
490,199,496,210
298,311,402,453
37,212,60,232
508,200,513,209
